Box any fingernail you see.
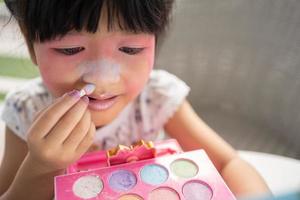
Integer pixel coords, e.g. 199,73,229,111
82,96,89,104
68,90,80,99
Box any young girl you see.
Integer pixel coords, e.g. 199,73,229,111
0,0,269,199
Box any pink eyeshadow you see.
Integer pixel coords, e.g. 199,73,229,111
148,187,180,200
182,180,213,200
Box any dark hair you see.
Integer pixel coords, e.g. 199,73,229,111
4,0,174,57
5,0,174,42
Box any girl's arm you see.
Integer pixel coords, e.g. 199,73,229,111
0,127,62,200
0,127,28,197
0,129,65,200
164,100,270,197
1,152,64,200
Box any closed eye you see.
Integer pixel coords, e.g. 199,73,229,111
54,47,85,56
119,47,144,55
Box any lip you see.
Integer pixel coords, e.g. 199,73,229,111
88,93,117,100
87,95,119,111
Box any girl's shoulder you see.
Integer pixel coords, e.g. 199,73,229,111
1,78,52,140
146,69,190,97
5,77,51,100
141,70,191,113
133,69,190,137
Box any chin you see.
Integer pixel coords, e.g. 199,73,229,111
89,100,128,128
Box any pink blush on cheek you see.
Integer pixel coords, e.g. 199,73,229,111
39,64,78,97
147,47,155,63
124,60,152,98
34,42,83,97
144,43,155,70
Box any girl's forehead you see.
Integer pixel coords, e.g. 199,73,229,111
38,29,154,46
56,30,154,41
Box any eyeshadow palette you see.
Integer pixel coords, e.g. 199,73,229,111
54,139,236,200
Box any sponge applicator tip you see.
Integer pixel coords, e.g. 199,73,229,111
79,84,96,97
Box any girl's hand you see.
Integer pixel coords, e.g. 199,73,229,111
26,90,96,172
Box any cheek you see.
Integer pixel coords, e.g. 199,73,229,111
124,60,153,97
123,48,155,96
147,49,155,71
34,46,79,96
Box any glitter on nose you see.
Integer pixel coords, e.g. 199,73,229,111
78,59,121,84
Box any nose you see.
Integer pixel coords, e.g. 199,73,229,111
81,59,121,87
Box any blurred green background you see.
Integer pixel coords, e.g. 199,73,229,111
0,0,39,101
0,0,35,102
0,56,39,101
0,56,38,78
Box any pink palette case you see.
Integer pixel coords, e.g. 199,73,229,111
54,139,236,200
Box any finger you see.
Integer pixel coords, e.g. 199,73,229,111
75,122,96,154
45,96,89,143
62,110,92,148
29,90,82,138
33,107,46,121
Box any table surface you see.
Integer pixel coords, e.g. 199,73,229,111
239,151,300,196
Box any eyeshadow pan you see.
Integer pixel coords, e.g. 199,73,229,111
109,170,137,191
72,175,103,199
148,187,180,200
118,194,143,200
183,180,213,200
170,159,198,178
140,164,168,185
55,141,236,200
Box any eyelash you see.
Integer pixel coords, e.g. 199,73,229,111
54,47,84,56
54,47,144,56
118,47,144,55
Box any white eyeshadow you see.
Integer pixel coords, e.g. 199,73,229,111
72,175,103,199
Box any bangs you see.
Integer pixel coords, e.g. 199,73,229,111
5,0,173,42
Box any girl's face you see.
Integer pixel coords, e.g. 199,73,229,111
33,15,155,127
